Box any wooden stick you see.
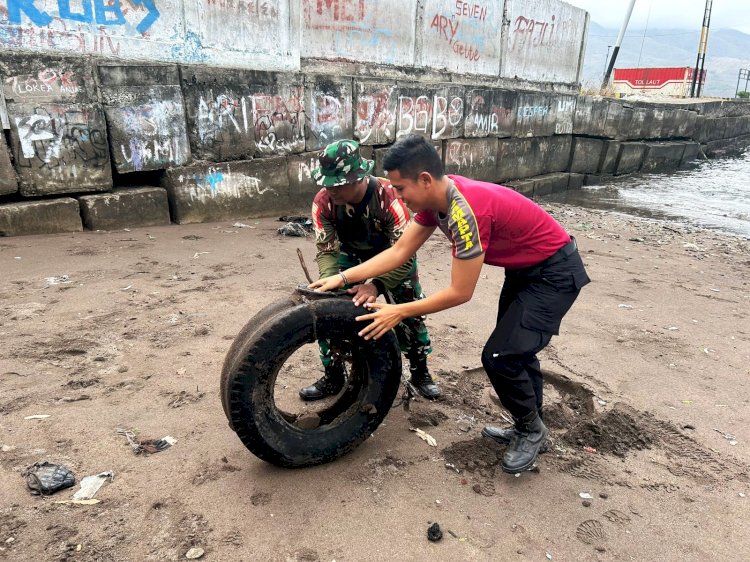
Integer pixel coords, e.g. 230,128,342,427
297,248,314,284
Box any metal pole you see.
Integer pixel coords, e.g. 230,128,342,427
737,69,743,98
690,0,713,98
601,0,637,90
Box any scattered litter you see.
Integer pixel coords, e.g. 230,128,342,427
277,223,310,237
683,424,696,430
583,446,597,454
666,326,679,331
435,499,441,505
121,285,133,291
54,499,100,506
192,252,209,259
703,348,715,354
410,428,437,447
232,222,254,229
177,368,187,376
681,400,694,405
44,275,71,287
147,234,155,240
444,463,460,474
456,414,476,433
116,428,176,455
427,522,443,542
618,304,633,309
514,473,520,478
683,242,699,250
579,492,594,500
23,462,76,496
185,547,205,559
73,472,114,500
546,552,553,560
279,215,312,226
597,399,607,406
739,493,746,498
713,428,737,445
628,237,644,243
709,288,720,292
582,500,592,507
24,414,51,420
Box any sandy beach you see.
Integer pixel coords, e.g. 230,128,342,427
1,202,748,561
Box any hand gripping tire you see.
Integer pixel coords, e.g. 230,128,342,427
221,288,402,468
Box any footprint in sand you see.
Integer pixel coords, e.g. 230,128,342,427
575,519,606,545
603,509,631,525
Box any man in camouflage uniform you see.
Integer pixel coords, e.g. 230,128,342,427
299,139,441,401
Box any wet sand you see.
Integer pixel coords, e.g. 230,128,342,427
1,203,748,561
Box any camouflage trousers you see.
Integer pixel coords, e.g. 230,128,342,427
319,251,432,368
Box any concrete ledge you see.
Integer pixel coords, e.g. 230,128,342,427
79,187,171,231
0,198,82,237
497,138,541,182
287,151,323,200
532,173,570,196
570,137,604,174
538,136,572,174
504,179,534,197
680,142,702,166
641,142,686,173
703,135,750,159
615,142,646,175
568,173,585,190
164,157,292,224
599,140,621,174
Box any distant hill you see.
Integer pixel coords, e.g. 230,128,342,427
582,22,750,97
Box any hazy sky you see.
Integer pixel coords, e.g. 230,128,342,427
563,0,750,35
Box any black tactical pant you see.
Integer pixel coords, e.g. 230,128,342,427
481,240,590,423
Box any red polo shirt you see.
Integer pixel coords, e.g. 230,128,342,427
414,175,570,269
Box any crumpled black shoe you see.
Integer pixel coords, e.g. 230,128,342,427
299,365,345,401
501,415,549,474
481,425,549,454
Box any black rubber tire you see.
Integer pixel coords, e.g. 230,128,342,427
223,297,402,468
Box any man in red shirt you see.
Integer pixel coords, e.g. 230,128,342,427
310,134,590,474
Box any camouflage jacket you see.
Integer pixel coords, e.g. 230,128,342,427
311,177,415,291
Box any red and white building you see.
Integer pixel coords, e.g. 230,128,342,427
612,67,707,97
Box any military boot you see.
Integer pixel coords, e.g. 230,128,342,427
482,409,548,453
501,414,548,474
409,357,441,400
299,363,346,401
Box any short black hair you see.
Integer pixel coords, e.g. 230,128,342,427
383,134,444,180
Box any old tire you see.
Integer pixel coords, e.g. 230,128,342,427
223,296,402,468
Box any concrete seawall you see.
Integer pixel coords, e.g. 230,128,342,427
1,1,749,236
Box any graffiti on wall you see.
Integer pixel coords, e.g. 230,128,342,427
302,0,417,66
4,67,81,99
183,165,277,202
354,83,396,146
114,98,190,172
432,87,464,139
421,0,501,75
10,102,110,189
396,89,465,141
502,0,587,83
445,138,496,179
252,89,305,155
305,82,352,151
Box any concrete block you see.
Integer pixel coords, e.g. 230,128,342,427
497,138,541,182
396,86,434,141
627,107,650,140
1,138,18,196
599,140,621,174
79,187,171,231
573,96,608,137
164,157,292,224
538,136,572,174
695,118,727,143
3,57,112,196
8,102,112,196
101,80,191,173
680,142,702,166
532,173,570,196
553,95,577,135
645,108,665,139
465,89,495,138
444,139,497,182
0,198,82,237
615,142,646,175
354,81,398,146
287,151,324,201
505,179,535,197
514,91,554,138
569,137,604,174
602,100,624,140
704,135,750,159
584,174,612,186
374,147,388,178
641,142,686,173
568,173,585,190
490,89,518,138
673,109,696,138
431,86,465,140
305,76,353,152
181,67,305,158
